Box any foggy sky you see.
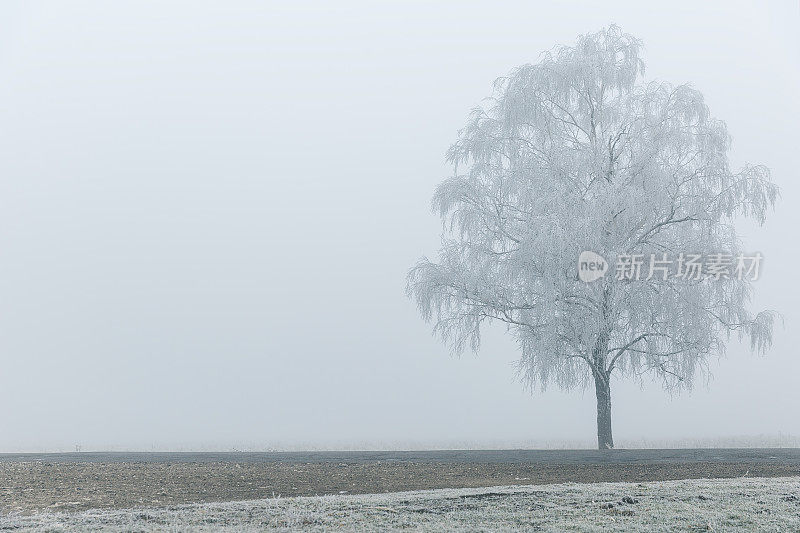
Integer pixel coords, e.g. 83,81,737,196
0,0,798,452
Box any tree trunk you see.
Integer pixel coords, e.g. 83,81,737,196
594,373,614,450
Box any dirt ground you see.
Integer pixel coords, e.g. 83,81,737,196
3,460,799,514
7,477,800,532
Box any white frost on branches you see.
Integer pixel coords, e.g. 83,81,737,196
408,26,778,393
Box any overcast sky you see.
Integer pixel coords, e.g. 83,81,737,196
0,1,798,452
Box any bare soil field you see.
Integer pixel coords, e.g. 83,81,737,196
4,477,800,532
1,450,799,514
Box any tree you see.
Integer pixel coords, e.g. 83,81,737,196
406,26,778,450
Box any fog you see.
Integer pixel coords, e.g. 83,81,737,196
0,0,797,452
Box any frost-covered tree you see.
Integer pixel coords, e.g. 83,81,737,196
407,26,778,449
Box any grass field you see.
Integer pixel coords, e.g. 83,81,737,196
3,476,799,532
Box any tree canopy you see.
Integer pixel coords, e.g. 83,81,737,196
407,26,778,410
